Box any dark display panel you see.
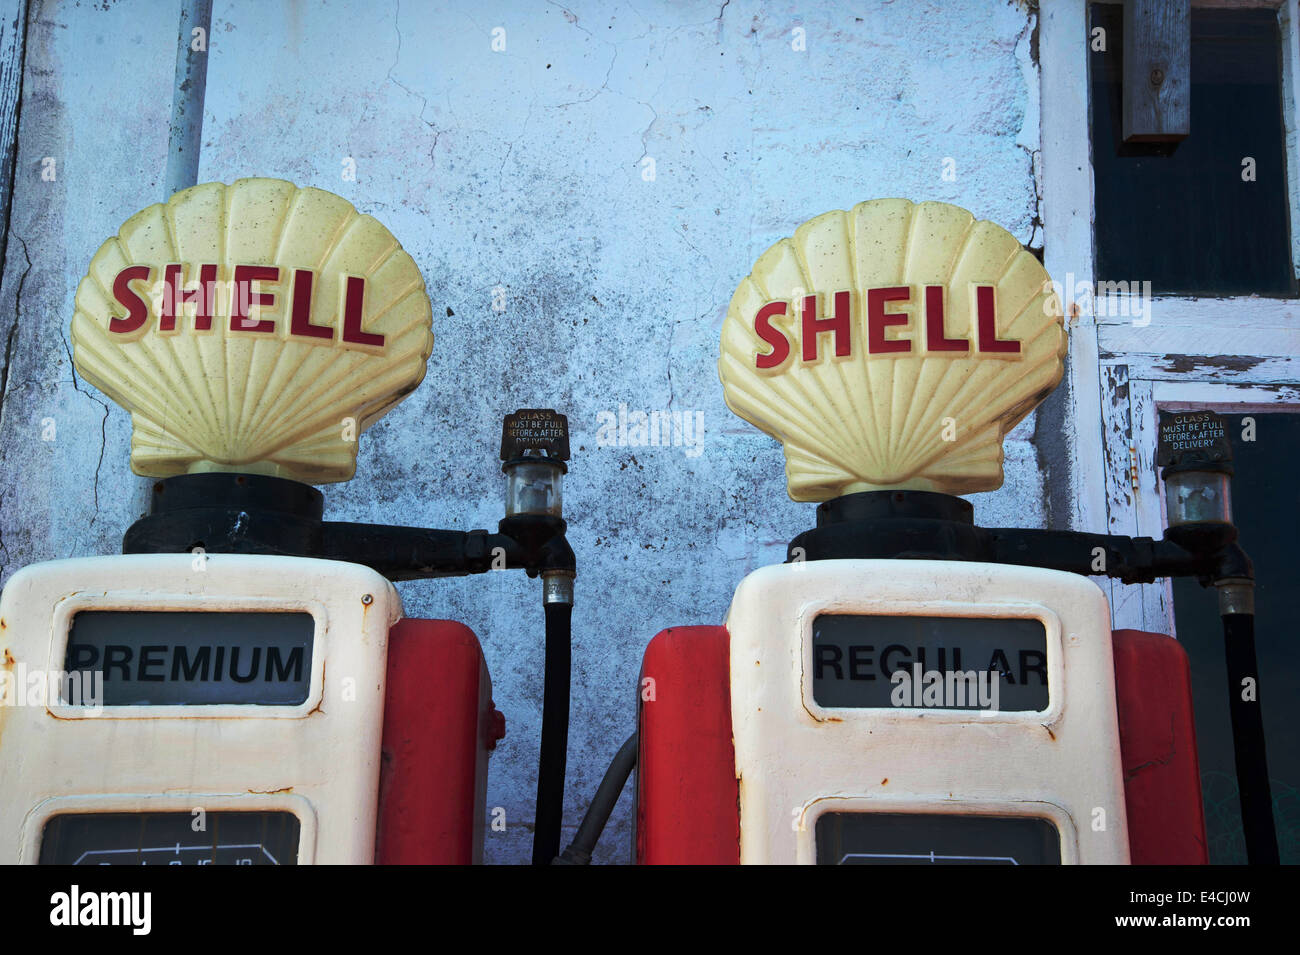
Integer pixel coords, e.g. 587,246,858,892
812,615,1049,711
39,811,301,865
816,812,1061,865
64,611,314,705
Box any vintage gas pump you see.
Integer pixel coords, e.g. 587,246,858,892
0,178,576,865
623,199,1274,866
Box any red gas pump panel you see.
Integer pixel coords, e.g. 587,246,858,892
636,626,738,865
1112,629,1208,865
377,619,505,865
636,626,1207,865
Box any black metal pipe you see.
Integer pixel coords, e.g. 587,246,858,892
1221,612,1279,864
985,528,1206,584
786,490,1217,584
532,599,572,865
537,531,577,578
123,474,580,581
318,523,521,580
554,732,638,865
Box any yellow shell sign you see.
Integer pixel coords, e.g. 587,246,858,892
719,199,1066,502
71,178,434,484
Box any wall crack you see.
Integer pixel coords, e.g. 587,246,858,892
0,232,32,580
58,326,109,524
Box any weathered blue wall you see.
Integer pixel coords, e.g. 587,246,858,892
0,0,1046,863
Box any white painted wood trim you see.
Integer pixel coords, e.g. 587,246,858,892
1129,378,1171,631
1279,0,1300,279
1152,378,1300,406
1097,364,1163,631
1099,322,1300,359
1091,1,1284,9
1101,351,1298,384
1093,295,1300,329
1041,0,1111,548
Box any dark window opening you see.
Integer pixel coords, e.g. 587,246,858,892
1090,4,1295,296
1170,412,1299,864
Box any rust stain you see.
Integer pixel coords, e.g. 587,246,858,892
0,646,11,745
1043,724,1056,741
1159,354,1267,375
246,787,293,795
306,661,327,716
881,778,888,786
359,596,373,646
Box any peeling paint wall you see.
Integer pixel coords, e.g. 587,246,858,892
0,0,1050,864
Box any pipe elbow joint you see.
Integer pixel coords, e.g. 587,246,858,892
1214,541,1254,585
539,533,576,577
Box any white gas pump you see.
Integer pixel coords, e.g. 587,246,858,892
0,178,576,866
726,559,1128,864
0,554,396,865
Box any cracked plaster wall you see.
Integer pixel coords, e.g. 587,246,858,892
0,0,1050,864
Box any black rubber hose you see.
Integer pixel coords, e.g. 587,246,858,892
531,601,572,865
1222,612,1279,864
555,732,638,865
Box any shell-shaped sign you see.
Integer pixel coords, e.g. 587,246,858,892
719,199,1066,501
71,178,434,484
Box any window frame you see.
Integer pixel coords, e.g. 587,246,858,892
1040,0,1300,634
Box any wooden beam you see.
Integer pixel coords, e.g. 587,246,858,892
164,0,211,200
0,0,27,284
1123,0,1191,142
0,0,28,431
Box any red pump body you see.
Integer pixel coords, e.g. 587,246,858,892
376,619,505,864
